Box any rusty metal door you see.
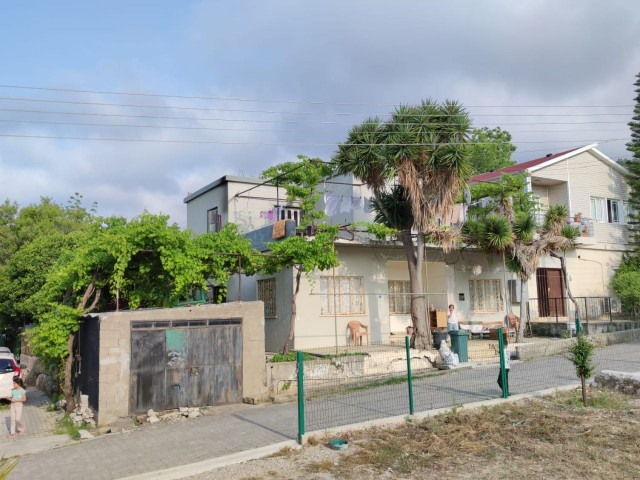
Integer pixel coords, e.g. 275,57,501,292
130,320,243,413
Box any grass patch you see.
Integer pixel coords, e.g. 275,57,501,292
294,389,640,479
554,389,633,409
269,352,316,363
0,458,18,479
54,415,88,440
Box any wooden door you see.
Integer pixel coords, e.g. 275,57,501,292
536,268,565,317
130,330,166,413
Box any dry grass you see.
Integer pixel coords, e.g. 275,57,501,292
312,388,640,479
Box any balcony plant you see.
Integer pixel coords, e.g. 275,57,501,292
573,212,582,223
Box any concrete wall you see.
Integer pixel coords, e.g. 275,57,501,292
93,302,267,426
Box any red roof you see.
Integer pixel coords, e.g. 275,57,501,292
470,147,581,183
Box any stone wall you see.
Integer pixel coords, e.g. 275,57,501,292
594,370,640,396
19,354,58,396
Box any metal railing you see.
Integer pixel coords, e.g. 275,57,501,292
528,296,618,323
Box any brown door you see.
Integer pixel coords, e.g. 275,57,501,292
536,268,565,317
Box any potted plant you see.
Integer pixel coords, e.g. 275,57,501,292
573,212,582,223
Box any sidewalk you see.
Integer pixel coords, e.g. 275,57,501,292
3,341,638,480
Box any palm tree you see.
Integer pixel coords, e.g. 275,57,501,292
334,100,471,349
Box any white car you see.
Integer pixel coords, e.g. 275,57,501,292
0,353,21,400
0,347,12,356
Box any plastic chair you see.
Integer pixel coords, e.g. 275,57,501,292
347,321,369,346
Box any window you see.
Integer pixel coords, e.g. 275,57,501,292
607,199,621,223
320,276,365,315
388,280,411,314
469,279,502,312
207,207,220,233
591,197,626,224
590,196,606,222
257,279,276,318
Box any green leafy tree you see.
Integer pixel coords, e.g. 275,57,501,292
29,214,258,412
610,256,640,315
468,127,517,175
567,333,596,405
334,100,471,349
261,157,339,354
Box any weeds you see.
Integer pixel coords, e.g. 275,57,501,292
0,458,18,479
54,415,88,440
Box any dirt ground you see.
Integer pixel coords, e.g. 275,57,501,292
187,388,640,480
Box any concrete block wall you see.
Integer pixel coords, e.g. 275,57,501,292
94,302,268,426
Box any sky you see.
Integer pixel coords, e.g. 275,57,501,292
1,0,639,228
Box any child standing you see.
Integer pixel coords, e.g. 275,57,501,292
10,377,26,437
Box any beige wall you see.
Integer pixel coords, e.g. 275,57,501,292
94,302,267,426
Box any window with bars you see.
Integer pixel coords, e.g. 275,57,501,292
320,276,365,315
469,279,502,312
257,278,276,318
207,207,221,233
388,280,411,314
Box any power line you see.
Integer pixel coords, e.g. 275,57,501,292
0,84,633,109
0,107,631,126
0,95,632,117
0,133,628,147
0,118,630,135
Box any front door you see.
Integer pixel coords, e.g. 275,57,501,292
536,268,565,317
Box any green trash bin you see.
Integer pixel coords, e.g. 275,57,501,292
449,330,469,362
432,330,449,350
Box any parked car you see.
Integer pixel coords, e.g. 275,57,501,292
0,347,13,356
0,353,21,400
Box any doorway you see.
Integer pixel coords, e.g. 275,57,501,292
536,268,565,317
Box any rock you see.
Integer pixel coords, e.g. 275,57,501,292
55,399,67,410
179,407,189,414
594,370,640,396
78,429,94,440
188,411,202,419
85,419,96,427
147,409,156,417
147,416,160,423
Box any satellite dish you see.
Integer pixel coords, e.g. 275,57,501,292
464,187,472,205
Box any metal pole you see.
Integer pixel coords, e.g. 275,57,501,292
333,267,338,356
405,336,414,415
296,351,305,445
498,329,508,398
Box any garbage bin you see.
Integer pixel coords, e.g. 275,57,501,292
432,330,449,350
449,330,469,362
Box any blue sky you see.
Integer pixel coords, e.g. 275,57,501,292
1,0,639,227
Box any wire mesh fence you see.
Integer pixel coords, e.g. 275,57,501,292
294,327,640,437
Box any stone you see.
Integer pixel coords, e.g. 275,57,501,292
179,407,189,414
188,411,202,419
594,370,640,396
147,409,156,417
78,429,94,439
147,416,160,423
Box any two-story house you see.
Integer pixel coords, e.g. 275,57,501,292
184,144,630,351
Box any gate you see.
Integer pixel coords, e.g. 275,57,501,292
130,318,243,413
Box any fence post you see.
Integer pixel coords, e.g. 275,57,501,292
498,329,509,398
405,336,414,415
296,351,305,445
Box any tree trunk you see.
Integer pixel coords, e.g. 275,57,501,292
517,279,528,343
550,251,579,314
283,266,302,355
403,231,430,349
64,332,77,413
581,374,588,406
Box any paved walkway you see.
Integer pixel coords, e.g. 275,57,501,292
3,341,638,480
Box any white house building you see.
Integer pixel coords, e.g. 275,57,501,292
184,144,631,351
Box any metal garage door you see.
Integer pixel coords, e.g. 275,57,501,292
129,318,243,413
